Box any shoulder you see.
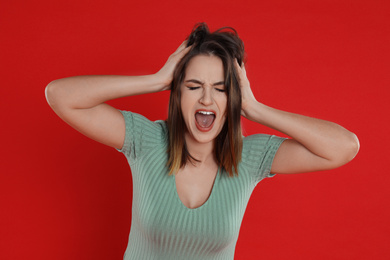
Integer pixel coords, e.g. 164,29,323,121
240,134,287,180
241,134,286,163
120,110,168,140
242,134,286,153
117,110,168,159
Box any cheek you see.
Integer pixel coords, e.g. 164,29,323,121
180,95,193,122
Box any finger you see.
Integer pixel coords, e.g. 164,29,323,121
234,59,241,70
234,59,244,75
174,40,188,53
174,46,190,61
177,46,192,62
241,63,247,76
182,44,191,53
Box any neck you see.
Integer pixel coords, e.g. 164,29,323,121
184,132,215,165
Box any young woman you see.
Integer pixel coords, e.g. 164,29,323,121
45,23,359,259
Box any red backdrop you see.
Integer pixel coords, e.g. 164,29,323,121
1,0,389,259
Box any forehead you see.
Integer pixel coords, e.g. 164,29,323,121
184,55,224,82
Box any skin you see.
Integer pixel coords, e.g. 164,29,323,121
235,60,360,174
45,41,360,209
181,55,227,150
176,54,227,209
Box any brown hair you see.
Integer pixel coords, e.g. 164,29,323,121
167,23,245,177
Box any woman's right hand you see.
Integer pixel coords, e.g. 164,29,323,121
45,41,191,151
154,41,191,91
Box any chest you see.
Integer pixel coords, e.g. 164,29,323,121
131,156,256,224
129,156,257,255
174,166,219,209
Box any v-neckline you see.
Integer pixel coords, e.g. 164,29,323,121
173,168,220,211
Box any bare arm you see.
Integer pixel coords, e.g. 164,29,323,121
236,61,360,174
45,42,190,149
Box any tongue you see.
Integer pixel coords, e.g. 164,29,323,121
195,113,215,128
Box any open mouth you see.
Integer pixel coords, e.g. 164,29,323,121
195,110,216,130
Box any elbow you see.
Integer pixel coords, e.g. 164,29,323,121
45,80,61,109
335,132,360,167
347,132,360,161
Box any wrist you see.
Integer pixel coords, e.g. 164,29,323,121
242,98,259,118
152,72,172,91
146,73,169,92
242,100,269,122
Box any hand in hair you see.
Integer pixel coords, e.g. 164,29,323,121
155,41,191,91
234,59,256,118
233,60,359,174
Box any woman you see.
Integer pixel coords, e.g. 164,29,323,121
45,23,359,259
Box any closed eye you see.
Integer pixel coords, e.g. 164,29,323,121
215,88,226,93
187,86,200,90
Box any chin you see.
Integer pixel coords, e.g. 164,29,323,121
193,134,217,144
187,124,223,144
187,131,213,144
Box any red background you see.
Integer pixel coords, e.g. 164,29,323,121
1,0,389,259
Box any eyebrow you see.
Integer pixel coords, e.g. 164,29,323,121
184,79,225,86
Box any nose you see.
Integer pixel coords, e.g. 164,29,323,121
199,87,213,106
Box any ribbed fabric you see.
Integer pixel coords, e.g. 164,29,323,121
117,111,286,260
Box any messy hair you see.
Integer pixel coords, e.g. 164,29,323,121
167,22,245,177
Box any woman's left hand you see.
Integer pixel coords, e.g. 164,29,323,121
234,60,257,118
234,59,360,174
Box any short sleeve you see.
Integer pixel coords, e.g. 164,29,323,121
242,134,286,184
116,110,167,164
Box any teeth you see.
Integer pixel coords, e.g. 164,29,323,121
197,111,214,115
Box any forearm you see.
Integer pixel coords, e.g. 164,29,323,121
244,100,359,163
46,41,190,111
45,74,165,110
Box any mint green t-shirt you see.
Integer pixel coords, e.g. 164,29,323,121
118,111,286,260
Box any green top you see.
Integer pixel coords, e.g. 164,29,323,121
118,111,286,260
